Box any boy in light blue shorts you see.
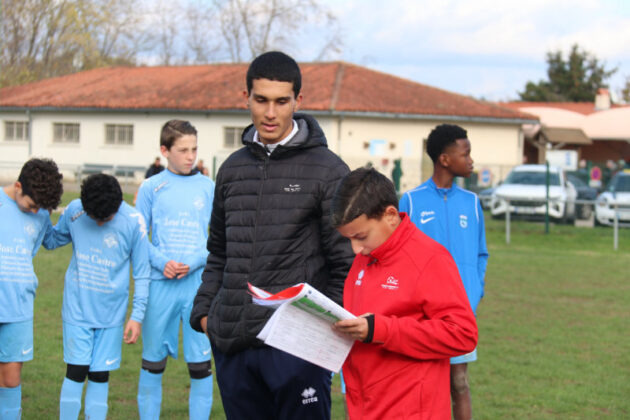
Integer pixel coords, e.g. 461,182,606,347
136,120,214,420
46,174,150,420
0,158,63,419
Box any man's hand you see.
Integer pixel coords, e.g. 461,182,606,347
333,314,371,342
201,316,208,335
163,260,190,279
124,320,141,344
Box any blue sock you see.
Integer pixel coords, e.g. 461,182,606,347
60,378,84,420
84,380,108,420
0,385,21,420
189,376,213,420
137,369,162,420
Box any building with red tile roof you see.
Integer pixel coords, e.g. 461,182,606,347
1,62,537,189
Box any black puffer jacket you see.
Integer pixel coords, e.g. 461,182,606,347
191,113,354,355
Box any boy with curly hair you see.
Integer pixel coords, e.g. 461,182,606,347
45,174,150,420
0,158,63,419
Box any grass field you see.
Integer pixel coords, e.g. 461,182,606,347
20,202,630,419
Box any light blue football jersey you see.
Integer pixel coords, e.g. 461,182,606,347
135,169,214,282
0,188,52,322
46,199,150,328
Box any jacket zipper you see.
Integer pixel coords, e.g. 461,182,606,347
250,156,269,276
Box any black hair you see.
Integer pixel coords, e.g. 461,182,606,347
331,168,398,227
80,174,122,220
18,158,63,210
246,51,302,98
160,120,197,150
426,124,468,163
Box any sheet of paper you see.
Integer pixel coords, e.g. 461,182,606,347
257,303,354,372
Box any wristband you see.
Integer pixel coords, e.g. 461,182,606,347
362,314,375,343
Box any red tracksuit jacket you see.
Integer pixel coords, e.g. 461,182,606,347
342,214,478,420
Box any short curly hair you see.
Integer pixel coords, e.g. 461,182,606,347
18,158,64,210
426,124,468,163
80,174,122,221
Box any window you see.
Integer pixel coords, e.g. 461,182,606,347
105,124,134,145
4,121,29,141
53,123,80,143
223,127,245,148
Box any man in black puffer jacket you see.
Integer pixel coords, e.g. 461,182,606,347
190,51,354,420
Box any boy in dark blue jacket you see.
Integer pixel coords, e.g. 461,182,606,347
399,124,488,420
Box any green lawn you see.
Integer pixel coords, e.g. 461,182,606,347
21,212,630,418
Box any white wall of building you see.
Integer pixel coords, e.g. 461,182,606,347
1,110,523,189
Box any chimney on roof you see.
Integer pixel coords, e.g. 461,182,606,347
594,88,611,110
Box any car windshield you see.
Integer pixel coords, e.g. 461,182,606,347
504,170,561,186
567,174,586,187
609,175,630,192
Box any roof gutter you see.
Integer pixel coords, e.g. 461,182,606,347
0,106,538,125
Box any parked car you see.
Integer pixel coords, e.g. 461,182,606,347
566,173,598,219
478,187,495,210
490,164,577,222
595,171,630,226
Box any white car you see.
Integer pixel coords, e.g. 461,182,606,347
490,164,577,222
595,171,630,226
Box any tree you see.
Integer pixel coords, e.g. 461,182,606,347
179,0,342,64
518,44,617,102
0,0,149,87
621,76,630,104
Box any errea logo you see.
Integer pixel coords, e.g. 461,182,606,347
104,233,119,248
355,269,365,286
459,214,468,228
301,387,318,405
283,184,301,192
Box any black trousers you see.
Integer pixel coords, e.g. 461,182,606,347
212,343,332,420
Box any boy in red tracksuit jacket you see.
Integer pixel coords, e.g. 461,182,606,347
332,168,477,420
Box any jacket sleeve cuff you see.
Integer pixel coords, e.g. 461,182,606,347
372,314,390,344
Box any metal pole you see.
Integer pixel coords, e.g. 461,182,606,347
505,199,511,244
614,204,619,251
545,161,550,234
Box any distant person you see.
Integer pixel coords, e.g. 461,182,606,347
331,168,478,420
136,120,215,419
47,174,150,420
190,51,354,420
191,159,209,176
0,158,63,419
399,124,489,420
145,157,164,178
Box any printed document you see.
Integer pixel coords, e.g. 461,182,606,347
250,282,355,372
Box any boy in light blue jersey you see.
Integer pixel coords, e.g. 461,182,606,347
0,158,63,420
136,120,214,420
46,174,150,420
400,124,488,420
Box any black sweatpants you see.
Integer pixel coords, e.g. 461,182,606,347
212,343,332,420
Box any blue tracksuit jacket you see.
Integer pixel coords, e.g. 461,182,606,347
399,178,488,313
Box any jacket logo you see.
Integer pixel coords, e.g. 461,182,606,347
420,210,435,224
283,184,301,192
459,214,468,228
301,387,318,405
355,269,364,286
381,276,399,290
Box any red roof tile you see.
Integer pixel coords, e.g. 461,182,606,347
501,101,629,115
0,62,534,121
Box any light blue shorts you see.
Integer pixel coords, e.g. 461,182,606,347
63,322,123,371
0,320,33,362
451,348,477,365
141,276,211,363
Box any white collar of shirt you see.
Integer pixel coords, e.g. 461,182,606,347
253,120,298,155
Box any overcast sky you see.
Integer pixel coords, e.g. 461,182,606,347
315,0,630,102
